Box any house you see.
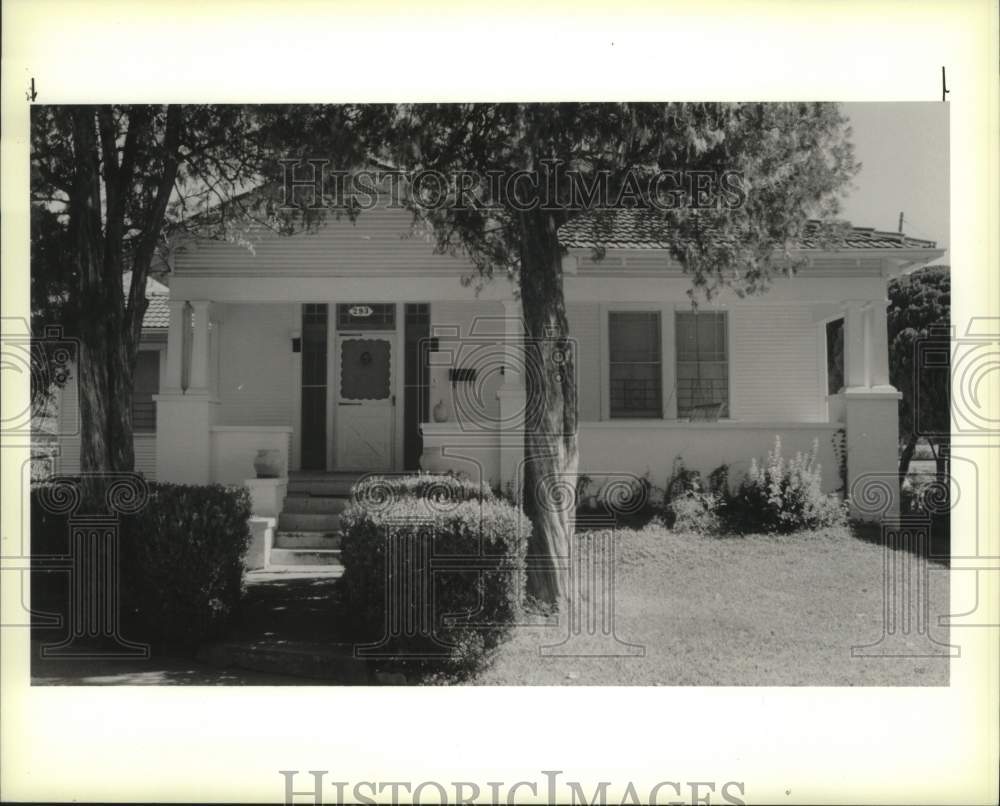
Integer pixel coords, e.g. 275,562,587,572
52,208,943,527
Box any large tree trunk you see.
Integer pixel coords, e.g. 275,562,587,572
69,105,180,494
517,209,578,608
70,108,136,487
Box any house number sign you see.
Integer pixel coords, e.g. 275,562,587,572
348,305,373,318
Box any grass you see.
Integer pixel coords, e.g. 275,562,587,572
474,524,950,686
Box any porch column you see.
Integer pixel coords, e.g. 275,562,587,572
843,297,900,521
867,298,891,388
497,297,526,498
188,300,213,394
844,300,868,388
154,298,217,485
162,300,187,393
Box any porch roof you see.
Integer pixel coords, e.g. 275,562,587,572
557,210,939,251
123,271,169,330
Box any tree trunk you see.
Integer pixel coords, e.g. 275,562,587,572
69,107,136,498
68,105,179,498
517,209,578,608
929,438,949,488
898,433,918,486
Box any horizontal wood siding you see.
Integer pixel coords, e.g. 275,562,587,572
566,303,602,421
216,303,297,426
730,305,824,421
431,301,505,424
175,208,478,276
134,434,157,479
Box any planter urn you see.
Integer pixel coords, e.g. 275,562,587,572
253,449,283,479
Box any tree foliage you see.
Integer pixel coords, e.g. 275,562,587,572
269,102,858,603
30,105,275,476
32,103,859,605
888,266,950,481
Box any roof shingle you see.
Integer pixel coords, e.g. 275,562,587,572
557,210,938,251
122,271,170,330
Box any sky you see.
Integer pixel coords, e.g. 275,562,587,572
838,102,949,262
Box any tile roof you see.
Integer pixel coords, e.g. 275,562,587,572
557,210,939,251
122,271,170,330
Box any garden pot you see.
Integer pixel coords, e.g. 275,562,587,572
432,399,449,423
253,449,283,479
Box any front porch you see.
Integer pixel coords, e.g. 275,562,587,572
153,285,903,521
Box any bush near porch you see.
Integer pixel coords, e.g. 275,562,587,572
339,476,529,680
578,437,847,535
31,481,251,653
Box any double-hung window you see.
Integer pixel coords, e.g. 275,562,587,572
608,311,662,418
675,311,729,418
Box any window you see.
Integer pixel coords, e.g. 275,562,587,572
132,351,160,432
675,311,729,418
609,311,662,418
336,303,396,331
301,303,328,471
825,317,844,394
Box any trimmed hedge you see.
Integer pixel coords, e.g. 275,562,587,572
121,483,252,651
30,480,251,653
340,482,529,679
351,472,495,509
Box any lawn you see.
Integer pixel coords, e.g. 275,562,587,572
474,524,951,686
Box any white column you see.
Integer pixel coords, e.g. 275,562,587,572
844,301,868,388
868,299,891,388
162,300,187,393
188,300,212,394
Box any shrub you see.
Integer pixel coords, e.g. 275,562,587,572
668,490,723,533
660,459,727,533
30,480,252,653
729,437,846,533
120,483,252,651
339,484,529,680
352,472,494,509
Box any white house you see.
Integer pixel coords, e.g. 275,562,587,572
53,208,943,525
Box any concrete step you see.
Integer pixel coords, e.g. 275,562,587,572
253,565,344,577
269,547,342,567
287,480,357,497
274,532,343,550
282,494,350,514
278,511,342,532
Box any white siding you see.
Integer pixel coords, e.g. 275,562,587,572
730,305,825,421
566,303,602,421
216,303,298,426
431,300,506,425
175,207,478,277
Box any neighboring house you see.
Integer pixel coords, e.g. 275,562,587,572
52,209,943,521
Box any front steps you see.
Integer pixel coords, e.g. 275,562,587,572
264,473,363,573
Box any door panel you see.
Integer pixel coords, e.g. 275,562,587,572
336,335,394,470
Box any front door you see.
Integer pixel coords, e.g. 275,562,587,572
335,333,395,470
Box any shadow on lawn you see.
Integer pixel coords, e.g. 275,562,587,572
851,517,950,566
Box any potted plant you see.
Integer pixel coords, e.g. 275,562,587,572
253,449,283,479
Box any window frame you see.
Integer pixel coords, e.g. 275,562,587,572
673,309,730,420
602,306,670,420
132,345,164,433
